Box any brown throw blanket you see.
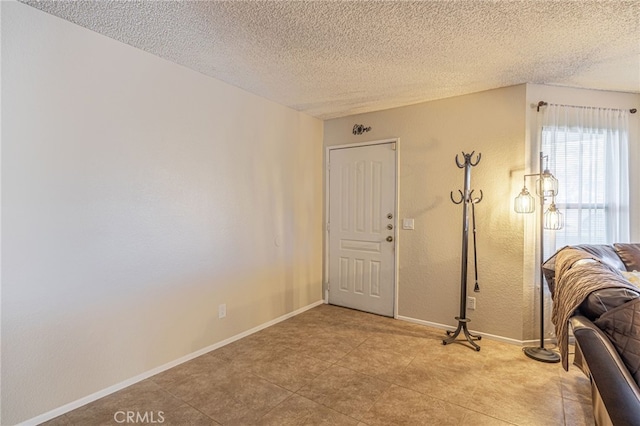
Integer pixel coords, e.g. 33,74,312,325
551,248,637,370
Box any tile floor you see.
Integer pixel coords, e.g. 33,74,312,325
43,304,594,425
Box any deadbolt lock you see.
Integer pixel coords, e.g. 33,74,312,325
387,224,393,230
386,236,393,242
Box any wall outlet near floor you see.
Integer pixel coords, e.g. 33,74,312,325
467,297,476,310
218,303,226,318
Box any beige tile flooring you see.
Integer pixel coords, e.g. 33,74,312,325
44,304,594,425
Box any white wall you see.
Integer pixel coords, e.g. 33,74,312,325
1,3,323,424
324,85,528,341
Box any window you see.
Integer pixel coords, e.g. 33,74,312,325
543,127,608,246
540,104,630,252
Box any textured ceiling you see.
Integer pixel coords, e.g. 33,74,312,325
22,1,640,119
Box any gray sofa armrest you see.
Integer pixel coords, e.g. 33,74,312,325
571,315,640,426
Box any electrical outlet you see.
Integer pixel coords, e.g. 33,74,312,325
218,303,226,318
467,297,476,310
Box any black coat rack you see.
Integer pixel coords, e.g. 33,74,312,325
443,151,483,351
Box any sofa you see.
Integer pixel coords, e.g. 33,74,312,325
542,243,640,426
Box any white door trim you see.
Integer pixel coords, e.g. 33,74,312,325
324,138,400,318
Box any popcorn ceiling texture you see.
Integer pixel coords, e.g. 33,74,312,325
22,0,640,119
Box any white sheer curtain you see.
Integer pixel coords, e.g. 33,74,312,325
540,103,630,252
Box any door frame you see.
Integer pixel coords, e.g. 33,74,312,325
324,138,400,318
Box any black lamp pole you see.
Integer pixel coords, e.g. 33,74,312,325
523,152,560,363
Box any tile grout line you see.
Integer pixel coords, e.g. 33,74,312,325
47,305,592,426
150,377,222,425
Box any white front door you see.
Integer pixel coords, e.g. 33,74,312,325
327,142,396,317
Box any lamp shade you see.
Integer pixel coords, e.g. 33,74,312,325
537,170,558,197
544,202,563,230
514,187,535,213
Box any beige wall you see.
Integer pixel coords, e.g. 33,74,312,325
4,3,639,424
1,3,323,424
324,84,640,345
324,85,528,341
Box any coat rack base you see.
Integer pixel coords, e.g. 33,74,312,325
442,317,481,351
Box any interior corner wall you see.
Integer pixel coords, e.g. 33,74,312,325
323,85,528,342
1,3,323,424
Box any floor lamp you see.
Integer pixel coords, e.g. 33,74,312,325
514,152,563,363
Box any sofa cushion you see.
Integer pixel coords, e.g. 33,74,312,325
580,287,640,321
573,244,627,270
615,243,640,272
594,297,640,388
551,247,636,370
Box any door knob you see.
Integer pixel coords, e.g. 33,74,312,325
386,236,393,242
387,213,393,219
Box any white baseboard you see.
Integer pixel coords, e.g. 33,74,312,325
521,337,562,346
396,315,548,347
22,300,324,426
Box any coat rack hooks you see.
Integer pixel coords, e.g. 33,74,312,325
472,189,483,204
455,151,481,168
450,189,464,204
450,188,483,205
443,151,483,351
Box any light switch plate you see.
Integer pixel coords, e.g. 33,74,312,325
402,218,415,230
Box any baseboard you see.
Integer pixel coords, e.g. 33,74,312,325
521,337,563,346
22,300,324,426
397,315,541,346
